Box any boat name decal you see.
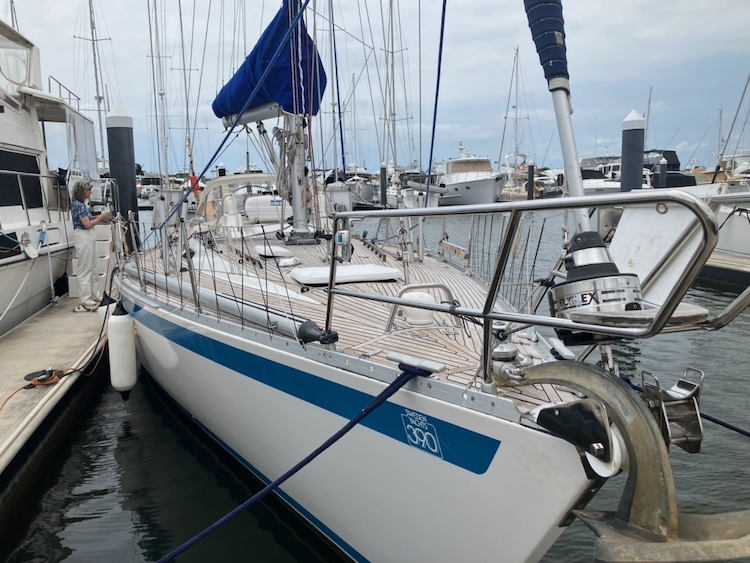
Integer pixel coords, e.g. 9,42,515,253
402,409,443,459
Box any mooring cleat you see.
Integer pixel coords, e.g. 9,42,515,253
385,352,446,375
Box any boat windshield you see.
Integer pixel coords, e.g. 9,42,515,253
0,35,29,95
190,185,229,228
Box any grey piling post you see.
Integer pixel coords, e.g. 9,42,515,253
621,110,645,192
380,163,387,208
527,160,536,200
106,105,137,220
658,157,668,188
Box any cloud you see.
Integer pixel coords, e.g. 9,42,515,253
7,0,750,174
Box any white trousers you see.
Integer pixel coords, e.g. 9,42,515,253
74,228,100,305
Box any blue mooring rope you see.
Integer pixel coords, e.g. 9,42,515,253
157,364,428,563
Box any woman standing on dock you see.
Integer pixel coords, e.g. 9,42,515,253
71,181,109,312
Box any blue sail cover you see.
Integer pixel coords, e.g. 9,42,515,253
212,0,327,119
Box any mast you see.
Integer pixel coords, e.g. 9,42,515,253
329,0,338,181
176,0,197,188
287,0,315,243
644,86,651,151
496,47,517,176
147,0,170,183
389,0,397,170
380,0,397,172
513,47,519,171
87,0,108,170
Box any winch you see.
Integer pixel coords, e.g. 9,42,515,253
549,231,643,345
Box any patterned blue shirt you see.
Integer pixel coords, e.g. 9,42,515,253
71,200,91,230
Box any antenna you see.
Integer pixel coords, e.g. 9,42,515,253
8,0,20,30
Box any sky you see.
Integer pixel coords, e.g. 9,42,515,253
4,0,750,177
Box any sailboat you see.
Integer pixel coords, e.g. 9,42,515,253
0,18,106,336
117,1,750,561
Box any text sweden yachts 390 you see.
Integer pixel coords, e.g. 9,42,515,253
117,1,750,562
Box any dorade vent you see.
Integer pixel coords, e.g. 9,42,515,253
399,291,437,326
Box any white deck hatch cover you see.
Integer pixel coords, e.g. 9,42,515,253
290,264,403,285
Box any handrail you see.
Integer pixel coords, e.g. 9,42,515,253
331,189,717,222
325,190,719,347
0,169,60,179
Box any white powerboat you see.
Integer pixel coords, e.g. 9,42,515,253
0,20,106,336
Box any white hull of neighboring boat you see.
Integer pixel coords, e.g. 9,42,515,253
124,295,591,563
582,180,625,196
437,174,505,206
387,188,442,209
0,245,72,336
598,182,750,285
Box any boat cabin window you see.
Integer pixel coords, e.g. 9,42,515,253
581,169,607,180
0,149,43,208
141,176,163,187
0,36,29,96
448,160,492,174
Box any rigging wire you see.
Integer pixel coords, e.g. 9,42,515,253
145,0,315,245
357,0,383,167
423,0,447,205
330,2,348,180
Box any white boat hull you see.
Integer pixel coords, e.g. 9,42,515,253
0,243,72,337
438,174,505,206
124,294,591,563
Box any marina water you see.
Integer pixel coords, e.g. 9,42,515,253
8,211,750,562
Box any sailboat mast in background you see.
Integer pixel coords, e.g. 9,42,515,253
84,0,108,171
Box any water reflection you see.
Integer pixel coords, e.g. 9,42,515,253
7,374,346,563
543,283,750,562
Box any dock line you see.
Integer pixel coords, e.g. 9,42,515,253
0,338,101,467
157,363,430,563
0,292,113,465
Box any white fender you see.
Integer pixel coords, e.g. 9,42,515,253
108,303,137,400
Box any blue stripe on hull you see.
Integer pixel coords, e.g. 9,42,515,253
131,304,501,475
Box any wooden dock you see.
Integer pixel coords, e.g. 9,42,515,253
700,251,750,290
0,294,109,549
